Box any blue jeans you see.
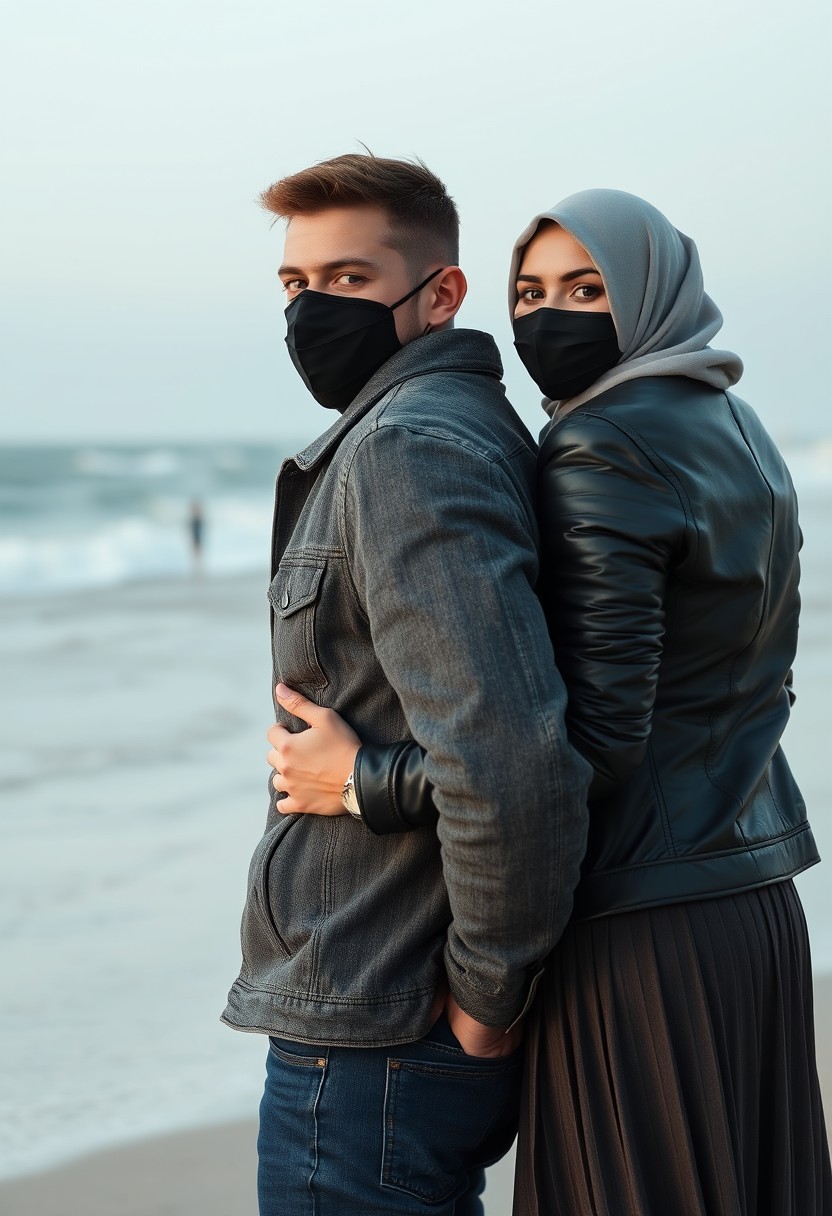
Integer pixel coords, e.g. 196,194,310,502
257,1014,522,1215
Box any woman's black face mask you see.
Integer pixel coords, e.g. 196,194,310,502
285,269,443,412
512,307,621,402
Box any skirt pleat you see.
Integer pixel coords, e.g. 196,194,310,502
513,880,832,1216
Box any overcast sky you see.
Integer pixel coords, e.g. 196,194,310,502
2,0,829,444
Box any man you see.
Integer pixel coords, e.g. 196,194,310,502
222,153,590,1216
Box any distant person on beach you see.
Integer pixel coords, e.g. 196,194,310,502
187,499,204,573
269,189,831,1214
221,155,590,1215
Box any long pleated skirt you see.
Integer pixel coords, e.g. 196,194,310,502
513,879,831,1216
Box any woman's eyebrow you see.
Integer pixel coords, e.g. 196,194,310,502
515,268,602,285
560,267,601,282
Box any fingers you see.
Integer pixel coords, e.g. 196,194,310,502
267,747,289,800
266,726,294,778
274,683,322,726
265,690,360,819
271,689,362,752
267,748,289,781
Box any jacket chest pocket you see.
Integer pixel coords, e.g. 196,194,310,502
268,560,328,691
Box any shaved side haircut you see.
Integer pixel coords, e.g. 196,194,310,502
261,153,460,271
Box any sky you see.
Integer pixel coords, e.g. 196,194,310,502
1,0,829,444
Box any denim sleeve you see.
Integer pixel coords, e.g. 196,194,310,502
342,424,591,1027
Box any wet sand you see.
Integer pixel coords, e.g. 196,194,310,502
0,1118,517,1214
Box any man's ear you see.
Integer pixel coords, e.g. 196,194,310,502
424,266,468,329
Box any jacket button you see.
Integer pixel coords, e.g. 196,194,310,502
280,587,290,609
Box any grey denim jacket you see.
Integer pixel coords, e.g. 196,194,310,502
222,328,590,1047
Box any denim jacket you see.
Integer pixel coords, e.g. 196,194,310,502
222,329,590,1047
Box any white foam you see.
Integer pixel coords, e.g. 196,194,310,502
73,447,183,478
0,494,272,595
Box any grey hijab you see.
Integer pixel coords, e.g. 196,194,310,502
509,188,743,417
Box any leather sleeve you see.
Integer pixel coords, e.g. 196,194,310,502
538,412,687,799
354,741,438,835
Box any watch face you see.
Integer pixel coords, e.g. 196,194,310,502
342,775,361,818
344,785,362,818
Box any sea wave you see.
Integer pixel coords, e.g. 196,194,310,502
73,447,184,479
0,495,272,596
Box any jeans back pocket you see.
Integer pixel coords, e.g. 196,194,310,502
381,1050,521,1204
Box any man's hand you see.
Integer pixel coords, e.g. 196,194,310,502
267,684,361,815
444,993,523,1058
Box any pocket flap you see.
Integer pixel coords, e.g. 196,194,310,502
268,563,325,617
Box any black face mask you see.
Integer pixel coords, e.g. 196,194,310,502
285,268,444,411
512,308,621,402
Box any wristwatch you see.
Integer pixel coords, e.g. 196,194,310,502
341,769,362,819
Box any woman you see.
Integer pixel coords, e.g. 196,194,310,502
267,189,831,1214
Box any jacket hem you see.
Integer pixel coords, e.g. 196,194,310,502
571,824,820,920
221,978,441,1047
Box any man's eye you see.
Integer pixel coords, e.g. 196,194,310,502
282,279,306,293
336,274,365,287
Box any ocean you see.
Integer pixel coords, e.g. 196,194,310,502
0,442,308,597
1,438,830,1181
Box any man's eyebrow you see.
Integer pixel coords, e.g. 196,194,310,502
278,258,383,277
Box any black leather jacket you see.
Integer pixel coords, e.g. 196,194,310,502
353,377,819,919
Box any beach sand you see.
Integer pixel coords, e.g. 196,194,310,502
1,978,829,1216
0,1120,515,1215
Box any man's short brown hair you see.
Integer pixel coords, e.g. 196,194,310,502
260,153,459,269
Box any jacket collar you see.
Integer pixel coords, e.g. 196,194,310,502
292,328,503,473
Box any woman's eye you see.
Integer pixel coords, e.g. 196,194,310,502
572,285,602,301
518,287,545,302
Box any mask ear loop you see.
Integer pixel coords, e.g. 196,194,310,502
390,266,445,311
